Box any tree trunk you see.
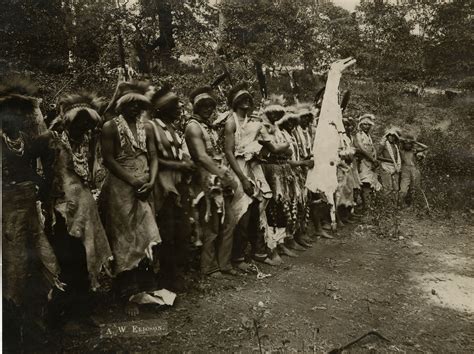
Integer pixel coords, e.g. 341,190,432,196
254,60,268,99
115,0,129,80
133,37,150,74
216,9,226,55
157,0,175,64
117,26,129,80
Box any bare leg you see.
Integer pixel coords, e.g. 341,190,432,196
268,248,283,265
278,243,298,257
209,271,223,278
124,301,139,317
310,203,333,239
254,248,283,266
286,237,306,251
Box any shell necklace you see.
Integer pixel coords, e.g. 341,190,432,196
3,132,25,156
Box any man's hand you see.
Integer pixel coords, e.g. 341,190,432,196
145,242,159,261
179,160,197,173
240,177,254,197
136,181,153,199
131,178,145,189
221,171,237,192
304,159,315,169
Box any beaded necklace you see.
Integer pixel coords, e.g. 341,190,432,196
2,132,25,156
59,131,91,184
114,115,147,152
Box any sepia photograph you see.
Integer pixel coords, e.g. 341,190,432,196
1,0,473,352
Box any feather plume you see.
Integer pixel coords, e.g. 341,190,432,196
59,92,106,127
0,76,39,113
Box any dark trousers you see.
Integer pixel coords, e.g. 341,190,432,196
156,194,190,287
199,198,233,274
232,200,267,262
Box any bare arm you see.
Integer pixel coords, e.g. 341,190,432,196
224,117,246,181
101,121,141,187
376,144,393,163
414,141,428,152
134,122,159,196
354,133,376,162
144,121,158,185
259,140,290,154
157,158,182,170
288,159,308,167
185,123,225,178
258,124,290,154
149,123,195,172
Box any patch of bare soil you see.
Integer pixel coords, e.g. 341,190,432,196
38,211,474,353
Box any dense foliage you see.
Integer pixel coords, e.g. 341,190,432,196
0,0,472,211
1,0,472,81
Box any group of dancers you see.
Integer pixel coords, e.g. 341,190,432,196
1,63,427,346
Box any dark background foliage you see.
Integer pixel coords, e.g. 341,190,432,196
0,0,472,211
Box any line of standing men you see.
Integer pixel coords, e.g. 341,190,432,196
1,75,427,351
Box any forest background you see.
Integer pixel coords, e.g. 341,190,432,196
1,0,472,212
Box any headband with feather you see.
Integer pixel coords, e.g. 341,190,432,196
263,94,286,114
105,80,152,114
227,82,253,109
383,127,402,140
358,114,375,128
59,92,106,128
0,77,40,115
189,86,216,109
295,102,314,117
276,107,299,127
152,83,180,110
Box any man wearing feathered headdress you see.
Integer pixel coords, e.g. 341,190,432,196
294,103,316,160
399,133,428,207
276,108,314,249
99,80,161,317
34,92,113,326
354,113,381,209
149,85,196,291
377,127,402,203
336,117,358,225
184,86,237,277
1,77,61,349
258,98,305,260
221,83,279,271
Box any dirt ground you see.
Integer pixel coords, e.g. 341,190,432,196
31,210,474,353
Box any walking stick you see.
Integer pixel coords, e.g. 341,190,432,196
419,187,431,213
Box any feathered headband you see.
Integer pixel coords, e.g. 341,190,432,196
0,77,40,114
152,84,180,110
295,102,314,117
105,80,152,114
358,114,375,127
276,107,299,127
227,83,253,108
401,133,416,142
59,92,106,127
189,86,216,109
383,127,401,139
263,94,286,114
